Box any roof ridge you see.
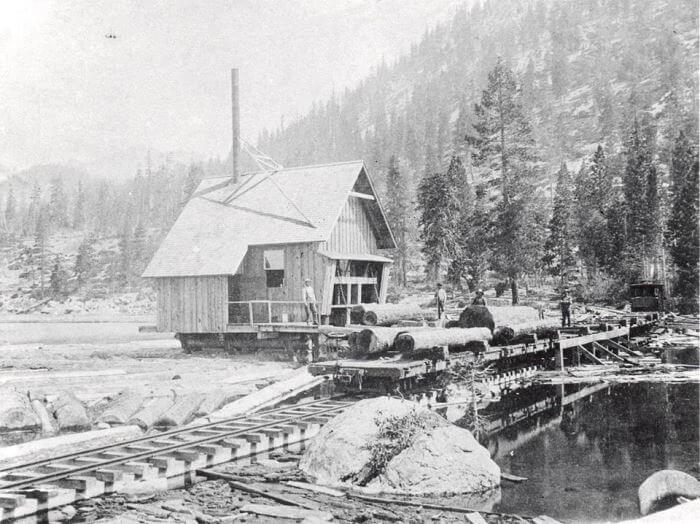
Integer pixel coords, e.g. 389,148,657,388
201,159,364,181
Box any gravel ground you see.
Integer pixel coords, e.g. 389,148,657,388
0,321,298,445
79,450,533,524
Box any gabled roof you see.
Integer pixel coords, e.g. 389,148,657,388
143,160,395,277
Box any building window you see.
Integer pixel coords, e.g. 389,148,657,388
264,249,284,288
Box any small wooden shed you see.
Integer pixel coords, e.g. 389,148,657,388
143,160,396,337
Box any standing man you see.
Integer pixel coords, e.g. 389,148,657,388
560,289,572,327
472,289,486,306
303,278,319,325
435,283,447,319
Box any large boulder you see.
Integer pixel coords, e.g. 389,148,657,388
299,397,500,495
370,425,501,495
0,388,40,431
638,469,700,516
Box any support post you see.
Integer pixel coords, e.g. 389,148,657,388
557,344,565,370
248,302,254,326
267,301,272,323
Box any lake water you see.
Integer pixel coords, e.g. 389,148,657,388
0,321,167,345
457,381,699,523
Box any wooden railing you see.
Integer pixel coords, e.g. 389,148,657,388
228,300,309,326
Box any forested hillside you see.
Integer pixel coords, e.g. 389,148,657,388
0,0,697,313
256,0,699,308
258,0,698,178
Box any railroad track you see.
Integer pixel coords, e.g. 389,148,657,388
0,396,355,521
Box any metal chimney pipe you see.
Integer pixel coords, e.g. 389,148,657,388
231,68,240,184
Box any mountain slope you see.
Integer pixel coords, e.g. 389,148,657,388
257,0,698,190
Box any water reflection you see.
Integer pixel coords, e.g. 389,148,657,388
453,382,699,522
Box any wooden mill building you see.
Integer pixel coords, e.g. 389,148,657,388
143,160,396,347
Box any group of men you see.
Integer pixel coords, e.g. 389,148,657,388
435,283,573,327
306,277,574,328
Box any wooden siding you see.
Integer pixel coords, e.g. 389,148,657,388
324,197,377,254
378,263,390,304
235,242,332,316
156,276,227,333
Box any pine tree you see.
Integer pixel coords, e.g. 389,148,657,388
116,223,133,287
131,222,148,277
4,186,16,233
34,207,49,297
49,176,68,228
622,118,661,281
468,57,544,303
74,234,96,288
667,132,699,303
574,146,616,273
183,163,203,201
49,255,66,297
26,182,42,236
544,163,576,282
417,157,464,282
384,156,410,286
73,181,85,230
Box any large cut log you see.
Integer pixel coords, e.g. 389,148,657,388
395,328,493,353
156,392,205,427
357,327,424,354
128,392,176,430
491,320,561,345
206,368,325,422
53,390,90,430
0,388,40,431
353,303,426,326
195,390,229,417
98,387,148,425
459,305,540,331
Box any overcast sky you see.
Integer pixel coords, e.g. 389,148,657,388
0,0,463,177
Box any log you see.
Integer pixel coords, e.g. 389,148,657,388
194,390,228,417
206,368,325,422
156,393,205,427
98,387,148,425
395,328,492,353
353,303,425,326
459,305,540,331
31,399,57,435
0,388,40,431
196,469,317,509
239,504,333,521
491,320,561,345
357,327,418,354
53,390,90,430
128,392,175,430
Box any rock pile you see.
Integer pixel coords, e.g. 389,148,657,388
299,397,501,496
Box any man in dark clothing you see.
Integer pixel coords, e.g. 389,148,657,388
560,291,572,327
435,283,446,319
472,289,486,306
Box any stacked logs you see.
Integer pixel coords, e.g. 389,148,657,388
352,303,432,326
394,328,493,353
457,305,560,345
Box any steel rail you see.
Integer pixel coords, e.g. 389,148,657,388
0,399,353,491
0,396,348,475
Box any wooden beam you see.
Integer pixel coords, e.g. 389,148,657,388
577,345,605,365
558,326,629,349
348,191,375,201
593,341,642,366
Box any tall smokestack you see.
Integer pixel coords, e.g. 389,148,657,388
231,68,240,184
